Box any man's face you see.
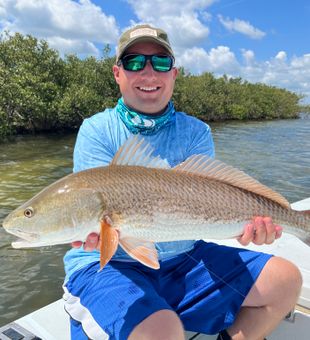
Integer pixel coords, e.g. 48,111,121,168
113,41,178,115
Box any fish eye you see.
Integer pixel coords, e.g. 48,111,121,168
24,207,34,218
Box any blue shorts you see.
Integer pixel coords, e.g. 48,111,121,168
63,241,272,340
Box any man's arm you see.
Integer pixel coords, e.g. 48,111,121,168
73,117,114,172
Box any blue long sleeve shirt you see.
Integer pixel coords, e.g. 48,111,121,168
64,107,215,280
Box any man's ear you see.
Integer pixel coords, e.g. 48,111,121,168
172,67,178,80
113,65,120,84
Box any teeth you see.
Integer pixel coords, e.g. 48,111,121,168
139,87,157,91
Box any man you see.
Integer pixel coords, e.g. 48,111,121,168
63,24,302,340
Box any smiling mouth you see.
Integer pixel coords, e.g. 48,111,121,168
137,86,160,92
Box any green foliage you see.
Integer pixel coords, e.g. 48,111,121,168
0,32,65,132
0,32,305,139
0,109,14,138
57,54,119,128
173,72,303,122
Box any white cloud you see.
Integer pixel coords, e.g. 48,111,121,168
218,14,265,39
177,46,240,74
0,0,7,17
126,0,214,50
127,0,216,18
0,0,119,56
241,49,255,65
158,14,210,49
275,51,287,62
48,36,99,58
259,53,310,90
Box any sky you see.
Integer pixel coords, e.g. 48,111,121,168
1,0,310,103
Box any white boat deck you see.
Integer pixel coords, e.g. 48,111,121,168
9,299,310,340
1,198,309,339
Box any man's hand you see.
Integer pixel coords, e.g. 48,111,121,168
238,216,283,246
71,232,100,251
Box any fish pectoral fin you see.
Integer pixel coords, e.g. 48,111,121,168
99,218,119,270
119,236,160,270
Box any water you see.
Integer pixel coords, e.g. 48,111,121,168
211,118,310,202
0,134,74,324
0,118,309,325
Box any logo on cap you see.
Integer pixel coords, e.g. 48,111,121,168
130,28,158,39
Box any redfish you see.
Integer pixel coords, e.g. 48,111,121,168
3,137,310,269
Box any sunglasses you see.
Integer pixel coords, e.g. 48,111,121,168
118,54,174,72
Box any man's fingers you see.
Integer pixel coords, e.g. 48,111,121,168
238,216,283,246
275,225,283,239
84,232,100,251
72,241,83,248
71,233,100,251
252,216,266,245
263,217,276,244
238,224,255,246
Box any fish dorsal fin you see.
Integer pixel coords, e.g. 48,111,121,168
111,136,170,169
174,155,290,208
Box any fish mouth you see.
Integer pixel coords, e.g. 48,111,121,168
11,238,39,249
11,238,31,249
5,230,44,249
4,228,39,243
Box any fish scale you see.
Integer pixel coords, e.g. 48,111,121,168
72,165,309,243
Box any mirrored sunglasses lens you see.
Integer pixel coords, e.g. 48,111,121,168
122,55,145,71
152,56,173,72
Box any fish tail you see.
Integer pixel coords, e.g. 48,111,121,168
302,209,310,216
303,210,310,245
295,209,310,245
300,208,310,223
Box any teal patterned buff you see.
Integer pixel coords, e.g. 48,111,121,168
116,97,175,135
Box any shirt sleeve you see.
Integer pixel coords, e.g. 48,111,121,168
73,118,114,172
187,120,215,158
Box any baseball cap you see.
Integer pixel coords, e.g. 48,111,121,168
116,24,174,63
